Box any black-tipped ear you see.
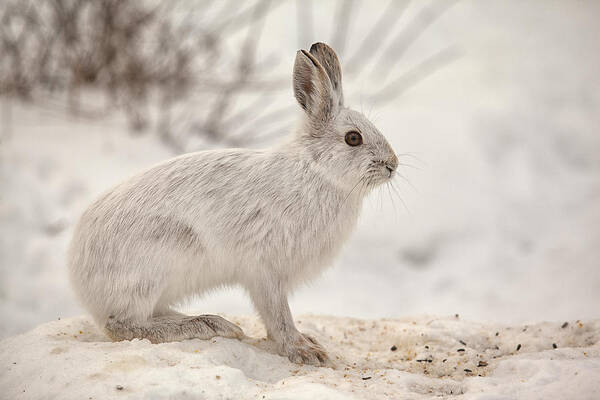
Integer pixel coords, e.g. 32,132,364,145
293,48,337,122
309,42,343,107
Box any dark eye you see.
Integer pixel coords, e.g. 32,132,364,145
345,131,362,146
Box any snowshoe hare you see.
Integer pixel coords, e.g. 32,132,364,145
69,42,398,366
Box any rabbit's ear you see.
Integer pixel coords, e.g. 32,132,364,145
309,42,343,107
293,49,338,122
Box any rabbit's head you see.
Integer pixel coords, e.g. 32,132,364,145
293,42,398,194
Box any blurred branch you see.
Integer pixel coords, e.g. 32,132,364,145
296,0,313,47
331,0,356,58
0,0,460,153
375,0,459,80
345,0,410,74
0,0,290,151
224,102,297,145
211,0,281,36
1,98,12,143
368,45,461,105
200,0,273,143
220,95,278,136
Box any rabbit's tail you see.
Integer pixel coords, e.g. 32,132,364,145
104,313,245,343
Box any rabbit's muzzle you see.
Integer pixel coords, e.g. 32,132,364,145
372,154,398,180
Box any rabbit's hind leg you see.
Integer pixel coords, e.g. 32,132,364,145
104,314,245,343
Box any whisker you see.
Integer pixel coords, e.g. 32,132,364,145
386,182,399,218
397,152,426,166
390,179,410,213
397,162,421,171
394,171,417,193
379,182,384,211
342,176,366,206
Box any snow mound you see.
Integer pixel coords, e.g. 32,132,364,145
1,315,599,399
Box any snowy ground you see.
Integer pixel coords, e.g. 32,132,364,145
1,315,599,399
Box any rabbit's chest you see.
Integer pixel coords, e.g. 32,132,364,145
282,198,360,280
206,171,361,280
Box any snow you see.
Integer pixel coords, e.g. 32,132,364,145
1,315,599,399
1,0,600,396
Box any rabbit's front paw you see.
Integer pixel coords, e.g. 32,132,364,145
284,333,330,367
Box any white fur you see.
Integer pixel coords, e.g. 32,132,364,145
68,42,398,365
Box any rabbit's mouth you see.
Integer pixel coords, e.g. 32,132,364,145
369,160,397,182
385,165,395,178
353,158,398,194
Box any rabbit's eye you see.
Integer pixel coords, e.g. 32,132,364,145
345,131,362,147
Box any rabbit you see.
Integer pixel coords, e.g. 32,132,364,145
68,42,398,366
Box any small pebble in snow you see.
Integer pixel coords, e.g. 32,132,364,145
553,343,558,349
495,332,499,336
457,348,465,352
455,314,460,318
478,361,488,367
216,375,221,380
464,369,472,373
561,322,569,329
516,344,522,351
362,377,372,380
390,345,397,351
116,385,124,391
459,340,466,346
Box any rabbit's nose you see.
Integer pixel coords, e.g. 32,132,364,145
383,154,398,177
387,154,398,171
